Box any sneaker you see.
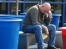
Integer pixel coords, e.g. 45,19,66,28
47,46,60,49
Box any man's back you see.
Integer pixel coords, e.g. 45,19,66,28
22,5,42,31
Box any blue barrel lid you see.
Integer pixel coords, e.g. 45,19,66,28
52,14,61,16
0,18,22,21
0,15,25,17
20,13,26,15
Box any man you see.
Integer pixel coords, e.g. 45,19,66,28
22,2,60,49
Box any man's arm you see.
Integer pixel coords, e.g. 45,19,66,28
48,11,52,19
41,25,49,34
43,11,52,25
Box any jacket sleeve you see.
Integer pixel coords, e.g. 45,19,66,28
43,14,52,25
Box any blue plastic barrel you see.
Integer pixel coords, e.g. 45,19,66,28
0,18,22,49
13,16,25,31
50,14,61,30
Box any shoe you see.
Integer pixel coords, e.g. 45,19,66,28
47,46,60,49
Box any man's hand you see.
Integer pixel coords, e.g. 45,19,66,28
42,25,49,35
48,11,52,19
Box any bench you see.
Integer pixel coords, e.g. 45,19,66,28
18,31,62,49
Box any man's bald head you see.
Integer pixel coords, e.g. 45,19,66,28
43,2,51,10
39,2,51,14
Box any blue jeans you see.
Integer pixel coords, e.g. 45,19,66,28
23,24,56,49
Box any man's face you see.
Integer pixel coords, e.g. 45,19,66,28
41,5,50,14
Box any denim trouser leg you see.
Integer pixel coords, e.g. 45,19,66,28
46,24,56,47
23,24,56,49
23,25,44,49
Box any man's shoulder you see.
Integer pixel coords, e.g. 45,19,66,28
29,5,38,11
26,5,39,14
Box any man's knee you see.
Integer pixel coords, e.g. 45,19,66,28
49,24,56,30
34,25,42,30
51,24,56,30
